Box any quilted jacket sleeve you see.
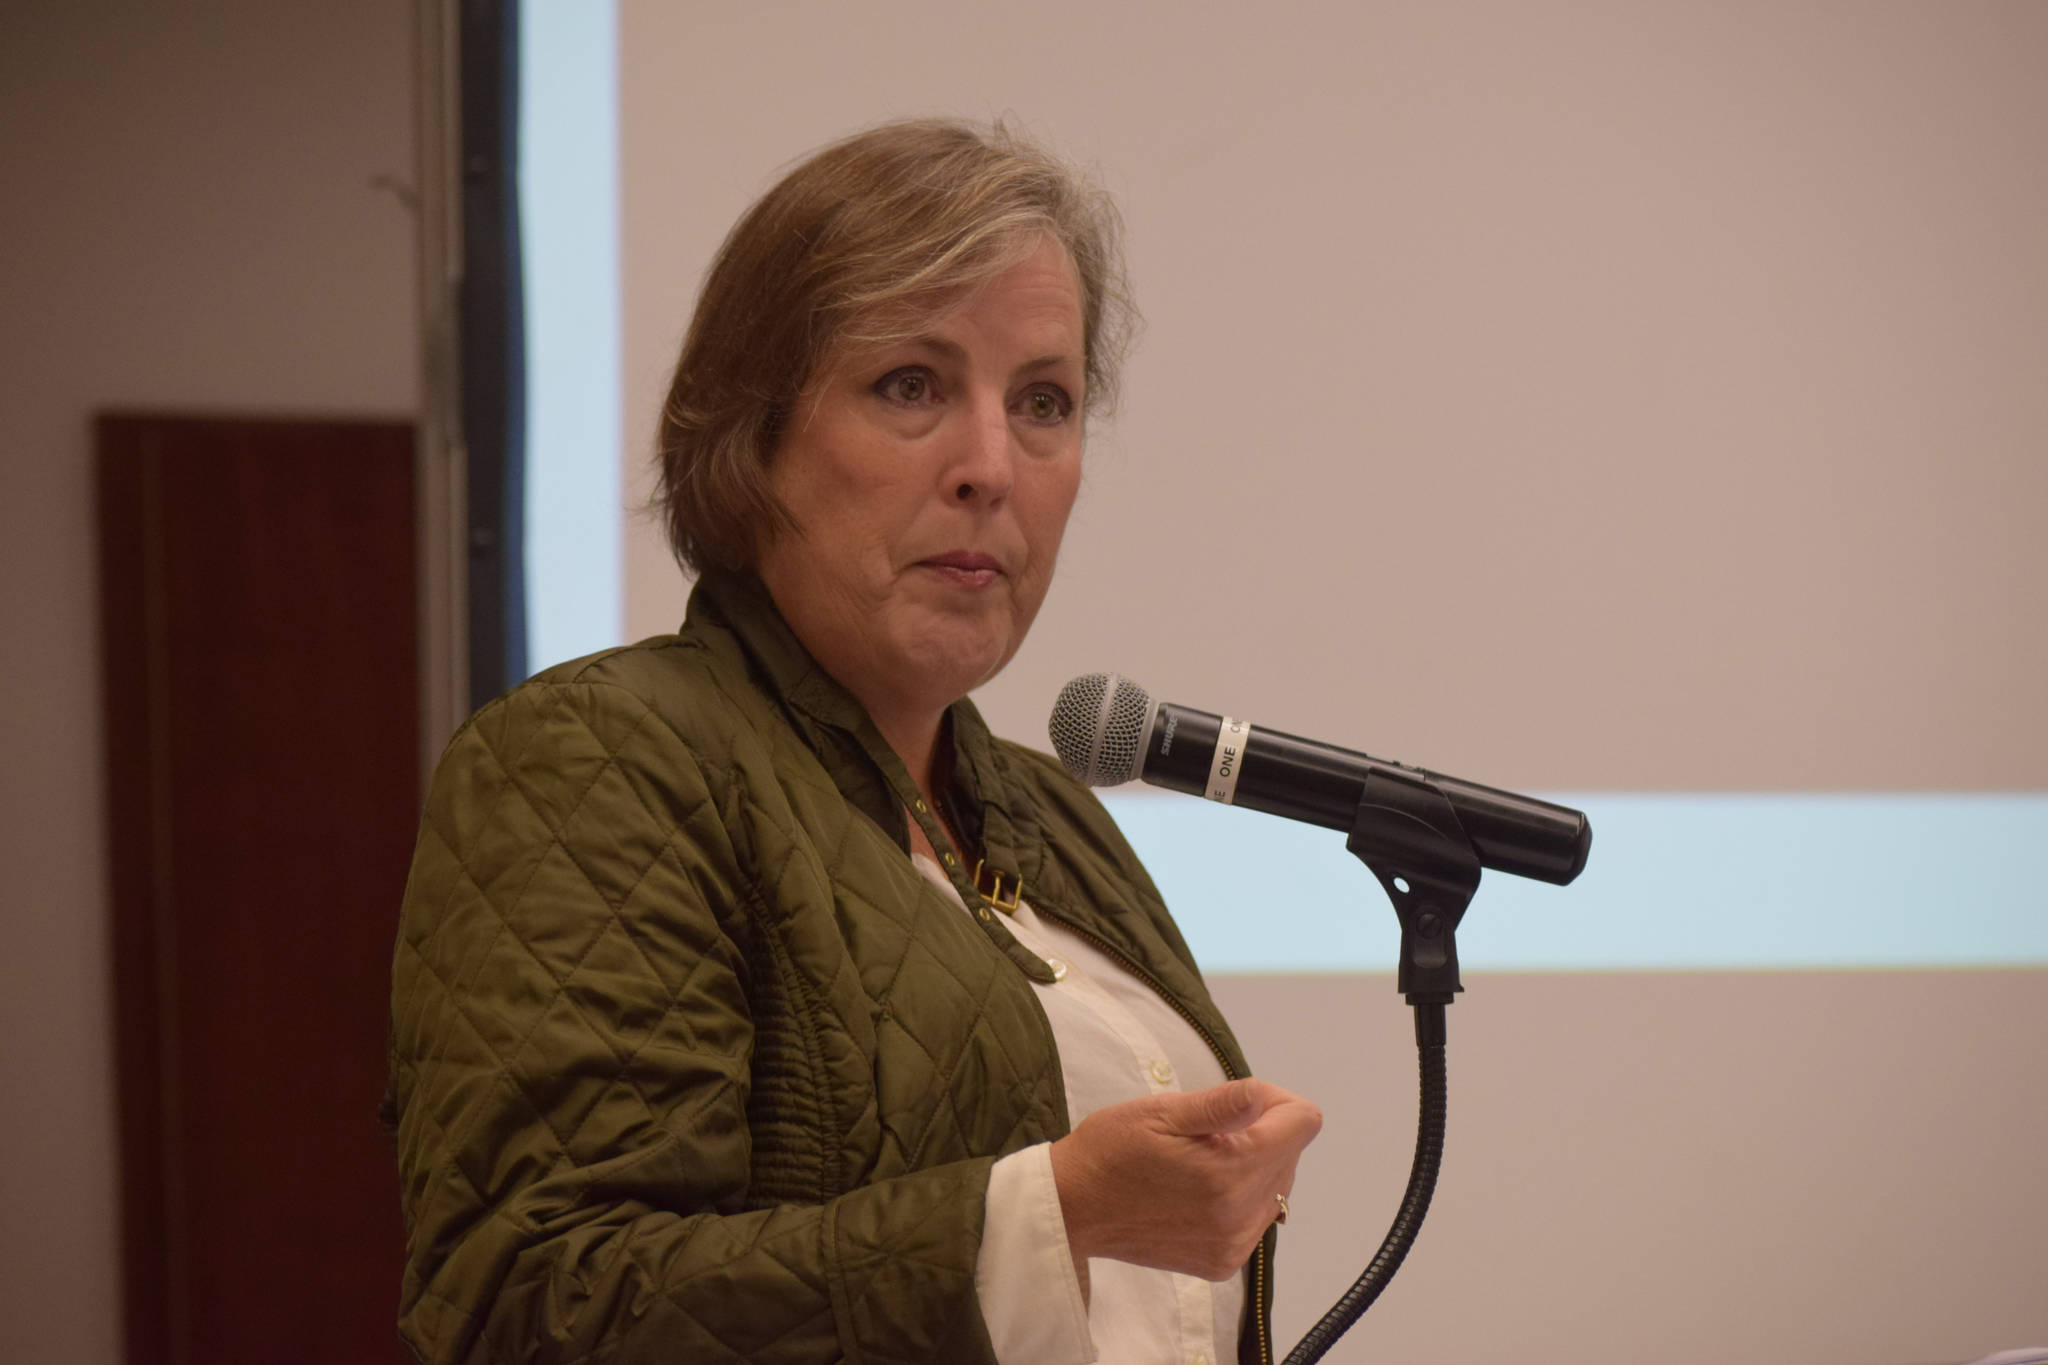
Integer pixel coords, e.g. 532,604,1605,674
390,679,999,1365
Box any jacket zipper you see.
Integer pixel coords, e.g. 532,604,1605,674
1033,905,1275,1365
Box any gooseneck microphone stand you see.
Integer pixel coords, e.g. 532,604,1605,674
1281,764,1483,1365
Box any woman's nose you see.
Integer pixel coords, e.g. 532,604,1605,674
947,395,1015,505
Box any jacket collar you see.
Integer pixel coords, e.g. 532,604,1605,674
685,571,1037,897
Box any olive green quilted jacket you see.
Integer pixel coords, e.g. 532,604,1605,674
389,572,1275,1365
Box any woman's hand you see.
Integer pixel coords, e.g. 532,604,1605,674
1048,1078,1323,1284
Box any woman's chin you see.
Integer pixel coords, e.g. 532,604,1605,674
896,617,1017,701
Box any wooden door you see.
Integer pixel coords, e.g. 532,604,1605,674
98,414,419,1365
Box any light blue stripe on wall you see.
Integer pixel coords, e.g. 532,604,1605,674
520,0,622,674
1099,791,2048,973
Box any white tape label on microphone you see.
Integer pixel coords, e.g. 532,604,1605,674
1207,718,1251,804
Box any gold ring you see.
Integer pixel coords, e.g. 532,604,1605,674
1274,1193,1290,1225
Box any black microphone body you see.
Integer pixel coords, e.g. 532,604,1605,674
1134,702,1590,886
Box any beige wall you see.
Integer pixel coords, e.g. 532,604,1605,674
0,2,417,1360
619,0,2048,793
617,3,2048,1361
1215,970,2048,1363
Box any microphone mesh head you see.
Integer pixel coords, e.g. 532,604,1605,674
1048,673,1156,787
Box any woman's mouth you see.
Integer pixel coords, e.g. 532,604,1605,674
916,552,1004,587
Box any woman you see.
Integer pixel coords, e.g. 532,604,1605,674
389,119,1321,1365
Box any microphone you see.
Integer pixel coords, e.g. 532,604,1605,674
1048,673,1591,886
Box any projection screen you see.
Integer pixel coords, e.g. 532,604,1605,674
517,3,2047,1360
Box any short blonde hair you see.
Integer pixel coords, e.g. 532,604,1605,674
653,118,1136,573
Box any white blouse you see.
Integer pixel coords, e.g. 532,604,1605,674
909,855,1245,1365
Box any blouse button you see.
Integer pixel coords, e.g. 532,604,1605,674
1149,1058,1174,1085
1046,957,1069,981
1193,1354,1212,1365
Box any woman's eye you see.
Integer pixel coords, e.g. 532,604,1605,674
1018,386,1073,423
876,368,934,404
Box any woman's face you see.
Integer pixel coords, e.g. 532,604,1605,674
757,235,1086,731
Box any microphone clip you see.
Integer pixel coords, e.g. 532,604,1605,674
1346,765,1484,1007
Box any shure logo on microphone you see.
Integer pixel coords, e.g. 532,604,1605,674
1158,709,1178,756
